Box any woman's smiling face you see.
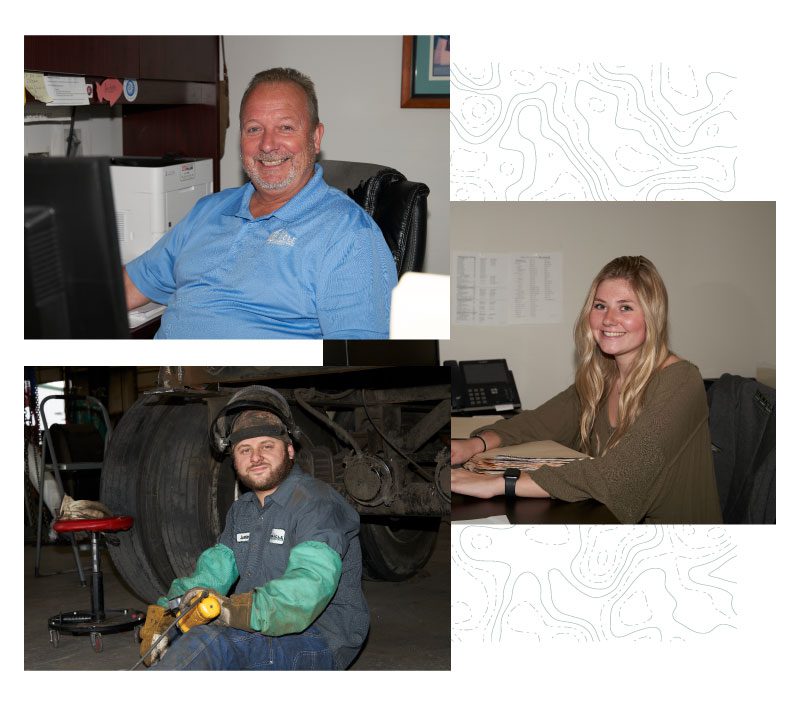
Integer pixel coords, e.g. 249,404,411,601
589,277,647,364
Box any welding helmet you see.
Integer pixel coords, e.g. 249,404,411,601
209,385,299,453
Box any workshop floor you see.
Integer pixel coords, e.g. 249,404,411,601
23,522,451,671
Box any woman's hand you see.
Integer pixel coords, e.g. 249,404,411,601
451,436,487,466
451,469,504,499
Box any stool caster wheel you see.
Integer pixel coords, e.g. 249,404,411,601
49,629,60,648
90,632,103,653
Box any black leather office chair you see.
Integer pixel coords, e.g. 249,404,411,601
706,375,775,523
319,160,429,276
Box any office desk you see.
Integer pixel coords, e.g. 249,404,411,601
130,318,159,339
451,492,619,524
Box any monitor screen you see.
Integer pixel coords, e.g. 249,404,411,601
24,157,129,339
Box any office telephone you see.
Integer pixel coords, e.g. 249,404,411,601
445,359,521,413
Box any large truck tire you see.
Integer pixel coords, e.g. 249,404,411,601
359,517,441,581
100,395,234,603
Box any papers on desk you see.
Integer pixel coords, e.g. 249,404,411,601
463,440,589,474
464,456,580,474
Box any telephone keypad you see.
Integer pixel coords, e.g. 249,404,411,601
467,387,489,406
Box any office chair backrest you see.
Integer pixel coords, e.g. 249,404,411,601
319,160,429,276
706,374,775,523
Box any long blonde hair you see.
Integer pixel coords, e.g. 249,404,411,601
574,256,671,455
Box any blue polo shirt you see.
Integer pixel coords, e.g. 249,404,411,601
126,165,396,339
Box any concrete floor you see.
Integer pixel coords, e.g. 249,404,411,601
24,522,450,671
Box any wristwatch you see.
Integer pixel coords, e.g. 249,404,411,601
503,468,521,501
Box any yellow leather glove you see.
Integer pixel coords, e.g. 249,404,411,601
216,592,254,631
138,604,174,666
179,587,253,632
178,586,220,611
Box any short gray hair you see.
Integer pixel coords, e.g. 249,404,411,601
239,68,320,127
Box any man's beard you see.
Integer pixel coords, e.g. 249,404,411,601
244,152,298,192
242,135,316,193
234,447,293,493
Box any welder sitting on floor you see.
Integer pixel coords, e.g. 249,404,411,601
138,386,369,670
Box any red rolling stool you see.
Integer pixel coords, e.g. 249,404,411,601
47,516,145,652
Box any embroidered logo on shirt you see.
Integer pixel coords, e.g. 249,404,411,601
236,533,250,543
266,229,296,247
269,529,286,545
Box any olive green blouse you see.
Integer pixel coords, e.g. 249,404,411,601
476,360,722,523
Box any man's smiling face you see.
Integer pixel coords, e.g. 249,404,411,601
240,81,323,206
233,435,294,497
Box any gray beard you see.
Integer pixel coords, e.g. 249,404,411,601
244,157,297,192
241,135,316,193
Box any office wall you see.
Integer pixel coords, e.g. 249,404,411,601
24,105,123,157
220,35,449,275
442,201,776,409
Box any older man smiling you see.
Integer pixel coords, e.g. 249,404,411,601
124,68,396,339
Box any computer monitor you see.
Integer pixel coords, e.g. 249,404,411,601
25,157,130,338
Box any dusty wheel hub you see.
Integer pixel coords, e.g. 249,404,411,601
343,454,393,506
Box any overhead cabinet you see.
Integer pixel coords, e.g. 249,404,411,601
24,36,217,83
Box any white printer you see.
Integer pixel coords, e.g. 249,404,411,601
110,157,214,264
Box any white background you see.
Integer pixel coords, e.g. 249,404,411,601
11,1,797,703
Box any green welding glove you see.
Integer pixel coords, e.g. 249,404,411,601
248,540,342,636
139,604,174,666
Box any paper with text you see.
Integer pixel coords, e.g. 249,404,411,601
454,251,562,325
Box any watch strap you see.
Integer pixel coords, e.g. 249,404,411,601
503,469,520,501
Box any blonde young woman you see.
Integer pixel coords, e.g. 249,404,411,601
451,256,722,524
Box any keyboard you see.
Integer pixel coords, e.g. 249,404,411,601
128,302,166,330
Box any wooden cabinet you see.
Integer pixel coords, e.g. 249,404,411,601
24,36,141,78
24,36,217,83
138,37,217,82
24,36,222,190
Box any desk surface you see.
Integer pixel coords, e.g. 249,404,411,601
451,492,619,524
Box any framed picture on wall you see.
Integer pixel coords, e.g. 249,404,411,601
401,35,450,108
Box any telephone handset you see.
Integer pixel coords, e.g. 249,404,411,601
445,359,521,413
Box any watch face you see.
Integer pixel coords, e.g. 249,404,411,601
504,469,521,479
